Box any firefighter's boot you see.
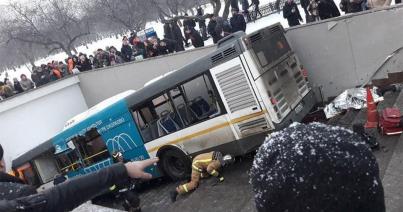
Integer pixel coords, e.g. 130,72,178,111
170,190,178,203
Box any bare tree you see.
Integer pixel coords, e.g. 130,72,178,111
86,0,151,34
3,0,91,57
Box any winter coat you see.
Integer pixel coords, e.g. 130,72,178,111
31,72,40,87
187,28,204,48
318,0,341,20
340,0,363,13
207,19,223,44
156,43,170,55
20,79,34,91
172,23,185,52
162,38,177,53
133,41,147,59
283,1,303,27
230,13,247,32
121,44,133,62
50,69,62,81
183,19,196,30
77,59,92,72
67,58,74,74
250,122,385,212
0,163,131,212
196,8,206,27
37,70,50,86
13,81,24,94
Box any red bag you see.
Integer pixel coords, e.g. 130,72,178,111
379,108,403,135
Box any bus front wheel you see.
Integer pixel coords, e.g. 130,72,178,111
160,149,191,181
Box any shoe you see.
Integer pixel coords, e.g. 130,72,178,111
170,190,178,203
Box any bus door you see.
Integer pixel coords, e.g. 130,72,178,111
210,57,269,139
100,109,159,176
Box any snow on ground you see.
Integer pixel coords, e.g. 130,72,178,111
0,0,343,82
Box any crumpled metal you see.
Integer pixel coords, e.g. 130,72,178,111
324,87,384,119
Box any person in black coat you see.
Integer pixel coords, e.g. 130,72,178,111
77,55,92,72
283,0,303,27
185,28,204,48
250,123,385,212
241,0,251,22
318,0,341,20
171,21,186,52
339,0,363,14
12,78,24,94
0,143,158,212
121,36,133,62
207,15,224,44
250,0,263,20
230,8,247,33
196,7,208,40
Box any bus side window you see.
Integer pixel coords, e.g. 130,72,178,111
172,73,224,125
56,150,80,172
133,94,182,143
79,128,110,166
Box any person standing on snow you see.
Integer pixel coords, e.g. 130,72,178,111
170,151,234,202
283,0,303,27
207,15,224,44
230,7,247,33
250,122,385,212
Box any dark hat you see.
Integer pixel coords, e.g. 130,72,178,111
250,122,385,212
0,144,3,160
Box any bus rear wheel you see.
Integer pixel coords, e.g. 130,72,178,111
160,149,191,181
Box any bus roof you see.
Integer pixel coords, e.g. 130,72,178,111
12,139,54,169
125,31,246,108
63,90,136,130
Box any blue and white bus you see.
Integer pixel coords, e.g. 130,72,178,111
14,23,316,184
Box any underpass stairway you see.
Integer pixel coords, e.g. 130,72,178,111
326,90,403,211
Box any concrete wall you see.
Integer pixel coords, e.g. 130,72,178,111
78,45,216,107
285,5,403,99
0,77,88,169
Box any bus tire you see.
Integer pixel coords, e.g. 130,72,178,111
159,148,191,181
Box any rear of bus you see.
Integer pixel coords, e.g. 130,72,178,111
209,23,316,147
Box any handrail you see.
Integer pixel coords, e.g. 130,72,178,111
59,149,109,172
83,149,109,162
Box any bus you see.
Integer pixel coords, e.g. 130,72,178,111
14,23,316,183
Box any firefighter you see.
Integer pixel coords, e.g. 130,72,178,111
169,151,234,202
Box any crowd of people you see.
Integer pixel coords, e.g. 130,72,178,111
1,0,397,100
0,4,254,101
284,0,398,27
